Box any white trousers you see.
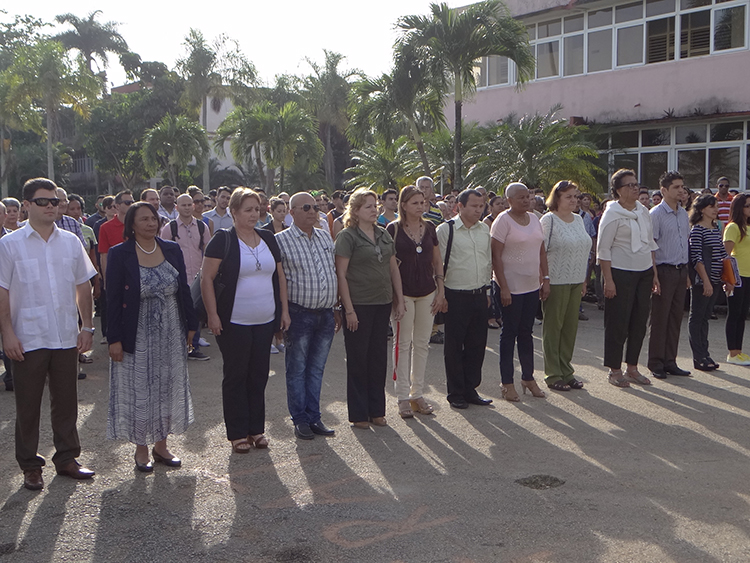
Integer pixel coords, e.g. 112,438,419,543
392,291,435,401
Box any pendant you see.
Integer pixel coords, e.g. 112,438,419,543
416,245,423,254
256,261,262,271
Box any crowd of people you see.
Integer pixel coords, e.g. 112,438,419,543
0,170,745,491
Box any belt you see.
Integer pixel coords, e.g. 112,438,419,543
657,263,688,269
288,302,333,314
446,285,489,295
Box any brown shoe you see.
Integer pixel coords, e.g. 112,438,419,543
56,460,95,480
23,468,43,491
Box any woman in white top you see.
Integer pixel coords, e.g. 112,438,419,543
597,169,660,388
540,181,592,391
201,188,290,453
491,183,550,402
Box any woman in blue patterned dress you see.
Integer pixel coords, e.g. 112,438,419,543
106,202,198,472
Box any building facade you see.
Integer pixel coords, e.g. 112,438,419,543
458,0,750,190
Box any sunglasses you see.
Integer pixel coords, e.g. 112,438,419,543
296,204,320,212
121,200,134,206
30,197,60,207
719,184,730,188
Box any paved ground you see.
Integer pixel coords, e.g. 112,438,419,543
1,303,750,562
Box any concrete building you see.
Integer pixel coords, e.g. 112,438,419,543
458,0,750,190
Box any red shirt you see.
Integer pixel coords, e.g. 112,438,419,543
717,192,733,223
98,215,125,255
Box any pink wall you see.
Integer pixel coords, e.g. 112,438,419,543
450,50,750,126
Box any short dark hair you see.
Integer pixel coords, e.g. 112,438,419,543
659,170,683,189
68,193,85,211
140,188,158,201
114,190,133,205
546,180,577,212
457,188,482,206
159,185,173,194
381,189,398,200
22,178,57,202
217,186,232,197
610,169,637,200
332,190,345,200
102,196,115,209
186,186,203,199
123,201,160,240
689,194,717,226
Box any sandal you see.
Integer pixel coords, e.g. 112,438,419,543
694,358,715,371
624,368,651,385
547,381,571,391
608,370,631,388
398,400,414,418
249,434,268,449
566,378,584,390
231,438,252,454
371,417,388,427
410,397,434,415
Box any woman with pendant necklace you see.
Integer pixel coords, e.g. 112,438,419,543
106,202,198,472
386,185,446,418
201,188,290,453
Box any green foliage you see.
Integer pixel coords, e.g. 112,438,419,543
345,137,420,192
53,10,129,74
141,114,209,187
422,124,484,192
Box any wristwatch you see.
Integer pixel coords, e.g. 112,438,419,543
81,327,95,334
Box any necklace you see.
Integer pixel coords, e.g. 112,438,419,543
135,240,157,254
404,222,424,254
241,235,262,271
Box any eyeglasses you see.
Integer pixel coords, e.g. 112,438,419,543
30,197,60,207
121,200,134,206
621,182,639,189
719,184,730,188
295,204,320,212
374,244,383,263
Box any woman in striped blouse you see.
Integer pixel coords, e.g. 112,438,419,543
688,195,730,371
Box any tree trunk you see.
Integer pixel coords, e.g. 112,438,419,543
324,125,335,189
266,167,276,193
47,128,54,181
279,166,285,193
0,125,8,198
453,71,463,191
408,118,431,176
202,97,210,191
252,143,266,188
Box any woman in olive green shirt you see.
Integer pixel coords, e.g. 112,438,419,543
335,188,405,429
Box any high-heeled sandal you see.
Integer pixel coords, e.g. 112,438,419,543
547,381,571,391
521,379,546,398
398,400,414,418
608,370,631,388
410,397,434,415
501,384,520,402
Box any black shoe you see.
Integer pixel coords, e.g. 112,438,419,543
449,399,469,409
309,421,335,436
294,423,315,440
664,366,691,376
467,396,493,406
651,370,667,379
78,372,87,380
5,384,13,391
429,331,444,344
152,448,182,467
134,454,153,473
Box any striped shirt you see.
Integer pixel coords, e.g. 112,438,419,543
275,224,338,309
55,214,86,247
423,202,443,226
717,193,733,224
689,224,727,284
650,200,689,266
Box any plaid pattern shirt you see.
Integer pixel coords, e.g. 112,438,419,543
275,224,338,310
56,214,86,247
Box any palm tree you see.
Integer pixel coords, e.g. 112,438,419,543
4,39,100,180
465,106,604,194
141,114,209,188
422,124,484,194
53,11,129,75
398,0,535,190
303,50,359,189
345,137,420,192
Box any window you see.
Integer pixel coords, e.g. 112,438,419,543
538,19,562,38
618,25,644,65
681,0,710,8
564,35,584,76
676,124,707,143
678,149,707,189
614,153,639,174
641,152,669,188
709,147,740,187
647,17,676,63
642,128,671,146
565,15,584,33
616,2,643,23
681,10,711,58
714,6,746,51
488,56,509,86
711,122,744,142
612,131,639,149
588,29,613,71
589,8,613,28
537,41,559,78
647,0,675,17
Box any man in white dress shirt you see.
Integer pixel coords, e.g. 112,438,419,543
0,178,98,491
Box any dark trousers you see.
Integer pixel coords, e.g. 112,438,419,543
604,268,653,368
343,303,391,422
726,276,750,351
500,289,539,384
444,289,489,402
689,281,722,361
13,348,80,471
216,321,274,440
648,264,688,371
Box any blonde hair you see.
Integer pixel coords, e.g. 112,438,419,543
395,185,425,222
228,187,261,218
343,188,378,229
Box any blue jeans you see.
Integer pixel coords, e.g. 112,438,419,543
499,289,539,384
284,304,335,425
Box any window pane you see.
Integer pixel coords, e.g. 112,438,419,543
641,152,669,189
614,153,639,175
537,41,560,78
642,128,671,146
676,124,707,143
710,122,744,142
589,8,613,28
678,149,707,190
616,2,643,23
527,25,536,41
618,25,644,65
747,146,750,189
647,17,676,63
715,7,746,51
564,15,584,33
538,19,562,38
680,0,710,9
488,55,509,85
680,11,711,58
647,0,675,17
709,147,740,187
612,131,639,149
588,29,613,71
564,35,584,76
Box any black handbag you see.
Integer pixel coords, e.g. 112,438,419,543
191,229,231,323
434,220,454,325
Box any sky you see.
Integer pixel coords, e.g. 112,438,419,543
9,1,451,87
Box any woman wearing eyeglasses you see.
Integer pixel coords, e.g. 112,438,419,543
335,188,405,428
597,169,659,388
723,194,750,365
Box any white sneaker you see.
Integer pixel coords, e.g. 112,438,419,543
100,337,108,345
726,353,750,366
270,344,279,354
198,337,210,347
275,343,285,352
